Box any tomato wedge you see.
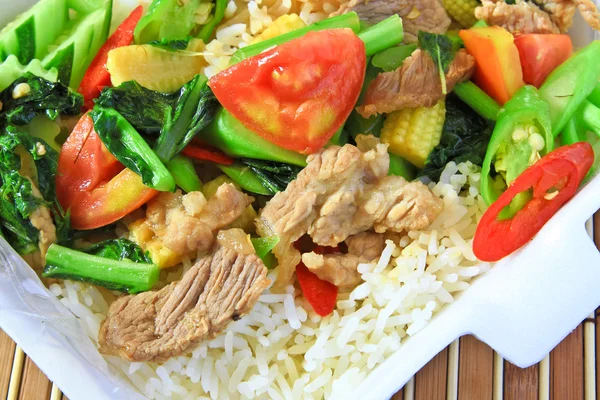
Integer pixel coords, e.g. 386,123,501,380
56,113,158,230
78,6,144,110
209,29,366,154
473,142,594,262
514,34,573,88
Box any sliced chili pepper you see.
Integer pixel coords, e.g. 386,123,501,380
296,262,338,317
473,142,594,262
78,6,144,110
182,144,235,165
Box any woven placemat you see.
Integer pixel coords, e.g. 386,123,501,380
2,213,599,400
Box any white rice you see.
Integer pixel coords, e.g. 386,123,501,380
53,161,491,399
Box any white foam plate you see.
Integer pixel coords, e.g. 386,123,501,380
0,2,599,399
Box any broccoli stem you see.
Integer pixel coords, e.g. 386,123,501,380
166,155,203,193
230,12,362,64
580,100,600,137
357,15,404,57
43,244,159,294
454,81,501,121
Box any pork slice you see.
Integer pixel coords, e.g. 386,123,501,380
98,237,269,362
330,0,451,43
302,232,386,290
357,49,475,118
257,139,442,289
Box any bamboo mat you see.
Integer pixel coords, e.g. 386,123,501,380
1,213,598,400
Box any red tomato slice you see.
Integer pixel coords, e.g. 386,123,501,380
78,6,144,110
514,34,573,88
473,142,594,262
209,29,366,154
57,113,158,230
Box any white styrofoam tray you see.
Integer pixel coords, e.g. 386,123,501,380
1,2,599,399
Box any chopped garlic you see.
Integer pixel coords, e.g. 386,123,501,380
36,142,46,156
12,82,31,99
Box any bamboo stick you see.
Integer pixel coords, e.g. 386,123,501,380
539,355,550,400
0,330,17,398
18,356,52,400
404,377,415,400
446,340,459,400
7,346,24,400
50,384,61,400
492,352,503,400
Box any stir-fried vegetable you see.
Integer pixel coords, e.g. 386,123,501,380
381,99,447,169
474,142,594,262
422,95,494,182
106,39,206,93
56,114,158,230
442,0,479,28
418,32,456,95
459,26,524,104
480,86,554,215
0,55,57,92
201,109,307,166
0,74,82,127
251,236,279,268
78,6,143,109
97,75,220,162
538,41,600,137
210,29,366,154
43,242,159,293
514,34,572,88
296,261,338,317
453,81,501,121
90,106,176,192
182,143,234,165
165,155,203,193
371,44,417,72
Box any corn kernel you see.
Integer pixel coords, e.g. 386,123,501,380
442,0,479,28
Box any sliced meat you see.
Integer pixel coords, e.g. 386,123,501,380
357,49,475,118
302,232,386,289
476,0,600,33
98,233,269,362
331,0,451,43
475,0,561,33
256,140,442,288
132,184,253,257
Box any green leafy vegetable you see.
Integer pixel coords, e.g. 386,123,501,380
82,238,152,264
43,243,159,294
418,31,456,94
148,37,192,51
0,73,83,127
240,159,302,194
95,75,220,162
0,127,67,254
422,95,494,181
90,106,176,192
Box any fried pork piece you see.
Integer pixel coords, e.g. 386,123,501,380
330,0,451,43
129,184,253,267
357,49,475,119
98,231,269,362
302,233,386,289
475,0,600,34
256,141,443,288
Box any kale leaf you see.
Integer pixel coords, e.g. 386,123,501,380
0,127,68,254
0,73,83,127
241,158,302,193
148,37,192,51
82,238,152,263
96,75,220,162
418,31,456,94
422,95,494,181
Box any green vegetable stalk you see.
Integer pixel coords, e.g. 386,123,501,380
344,63,384,139
251,236,279,269
480,86,553,213
371,44,417,72
201,108,307,166
166,155,203,193
198,0,228,42
230,12,362,64
453,81,501,121
539,41,600,137
219,158,302,195
43,242,159,294
357,15,404,57
90,106,176,192
219,164,273,196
